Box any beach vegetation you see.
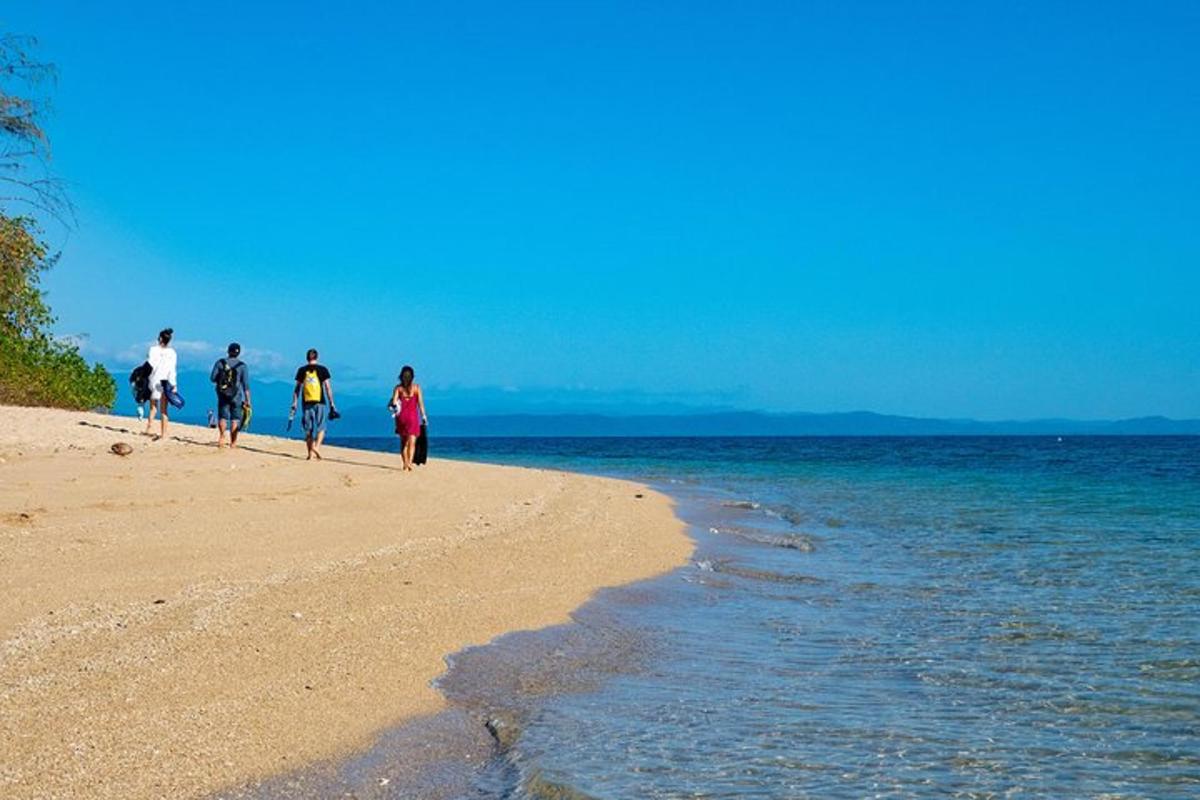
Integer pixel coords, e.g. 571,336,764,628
0,213,115,409
0,35,113,409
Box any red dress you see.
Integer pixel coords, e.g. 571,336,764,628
394,388,421,437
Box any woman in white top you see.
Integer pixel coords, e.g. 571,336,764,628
145,327,178,440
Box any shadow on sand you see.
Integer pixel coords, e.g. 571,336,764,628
77,419,406,472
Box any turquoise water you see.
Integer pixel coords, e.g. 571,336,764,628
340,436,1200,798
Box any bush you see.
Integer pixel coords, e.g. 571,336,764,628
0,214,116,410
0,333,116,409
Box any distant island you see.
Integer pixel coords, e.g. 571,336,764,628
140,370,1200,438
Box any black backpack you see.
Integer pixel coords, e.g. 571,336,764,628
129,362,152,404
216,359,240,400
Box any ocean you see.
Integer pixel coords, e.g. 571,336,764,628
307,436,1200,799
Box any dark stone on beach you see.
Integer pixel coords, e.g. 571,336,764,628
634,493,644,499
152,599,165,604
111,442,133,456
484,712,522,751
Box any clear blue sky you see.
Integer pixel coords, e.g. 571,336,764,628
7,1,1199,418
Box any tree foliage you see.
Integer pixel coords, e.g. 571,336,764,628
0,35,114,410
0,34,68,221
0,212,55,337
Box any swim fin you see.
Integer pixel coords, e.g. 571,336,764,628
414,423,428,465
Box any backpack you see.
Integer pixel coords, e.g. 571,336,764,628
216,359,240,400
129,362,152,404
302,367,322,403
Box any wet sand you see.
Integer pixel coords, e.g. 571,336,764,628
0,406,691,799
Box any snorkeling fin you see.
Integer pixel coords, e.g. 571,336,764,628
414,423,428,465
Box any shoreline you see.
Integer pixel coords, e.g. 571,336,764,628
229,487,717,799
0,406,693,800
220,479,724,799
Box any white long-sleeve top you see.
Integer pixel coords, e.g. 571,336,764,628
147,344,178,387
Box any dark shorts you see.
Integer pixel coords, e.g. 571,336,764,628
302,403,327,435
217,398,242,423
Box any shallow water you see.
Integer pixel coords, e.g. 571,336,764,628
325,436,1200,798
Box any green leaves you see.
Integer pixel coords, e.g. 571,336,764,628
0,37,110,410
0,214,53,338
0,213,115,410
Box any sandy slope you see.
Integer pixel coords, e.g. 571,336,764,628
0,406,691,799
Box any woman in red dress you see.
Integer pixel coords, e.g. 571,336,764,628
390,365,427,471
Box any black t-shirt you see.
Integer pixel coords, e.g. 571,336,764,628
295,364,332,405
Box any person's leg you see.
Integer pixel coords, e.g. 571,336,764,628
301,406,314,459
217,417,228,448
403,435,416,470
160,394,170,439
229,418,240,448
145,398,157,434
313,428,325,459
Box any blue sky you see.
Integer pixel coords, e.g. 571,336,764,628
6,1,1198,419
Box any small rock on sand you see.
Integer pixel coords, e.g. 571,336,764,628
111,442,134,456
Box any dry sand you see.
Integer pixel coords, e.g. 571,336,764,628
0,406,692,799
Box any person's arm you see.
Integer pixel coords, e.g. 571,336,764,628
167,350,178,387
323,377,336,409
416,384,428,423
210,360,220,384
241,364,251,406
290,372,301,411
389,385,401,411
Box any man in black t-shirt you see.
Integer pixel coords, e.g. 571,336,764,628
290,348,337,460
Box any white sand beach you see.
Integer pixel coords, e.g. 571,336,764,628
0,406,691,799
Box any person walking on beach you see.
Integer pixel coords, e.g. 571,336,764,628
210,342,251,449
390,365,427,471
144,328,177,440
290,348,337,461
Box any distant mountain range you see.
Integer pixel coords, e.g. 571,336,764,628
136,370,1198,438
